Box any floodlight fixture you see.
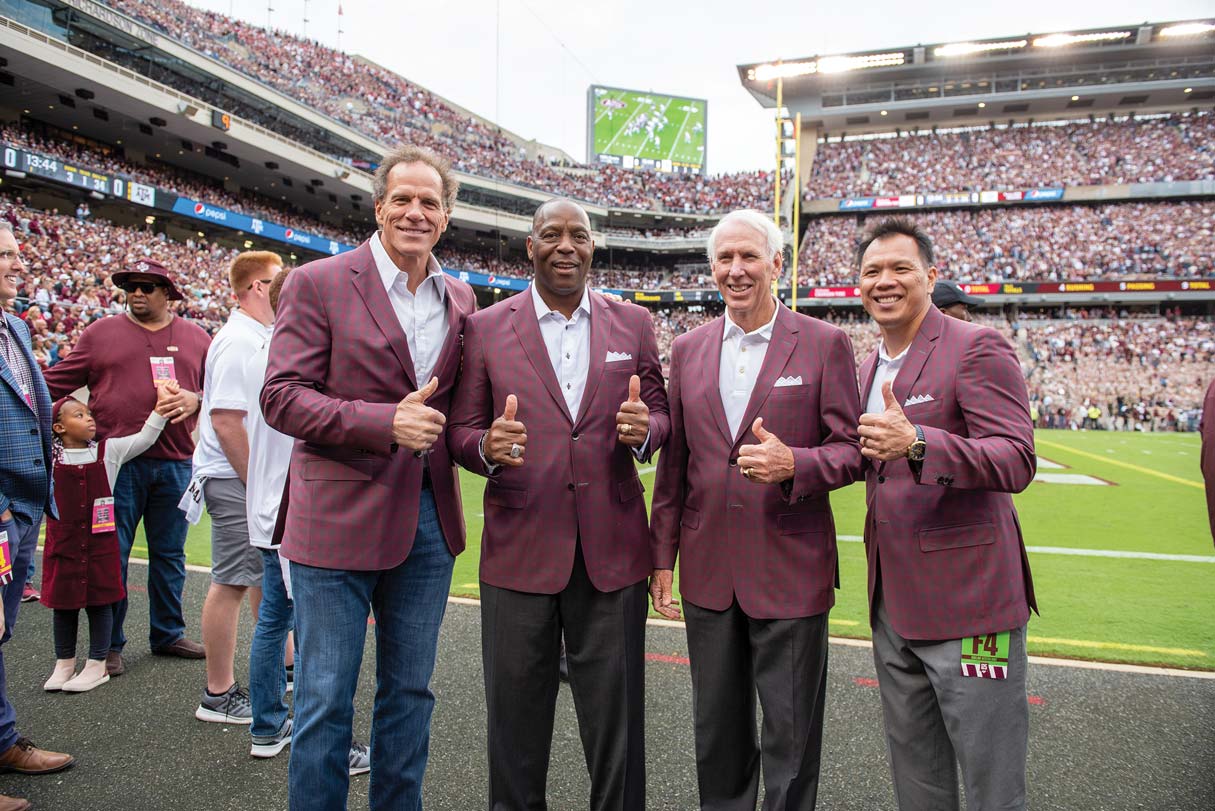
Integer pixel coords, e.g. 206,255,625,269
935,39,1027,57
749,51,905,81
1159,22,1215,38
1032,31,1131,48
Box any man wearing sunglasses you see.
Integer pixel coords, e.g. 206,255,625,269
191,252,282,725
44,259,212,675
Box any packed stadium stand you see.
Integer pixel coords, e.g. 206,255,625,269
0,2,1212,424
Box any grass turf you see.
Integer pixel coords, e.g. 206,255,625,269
163,429,1212,669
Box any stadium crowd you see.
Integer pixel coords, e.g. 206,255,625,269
0,125,363,245
807,113,1215,198
6,186,1212,423
97,0,777,215
797,201,1215,285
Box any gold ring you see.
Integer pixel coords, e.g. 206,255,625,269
743,468,753,479
619,424,632,436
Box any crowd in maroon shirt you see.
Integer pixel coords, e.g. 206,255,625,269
808,113,1215,199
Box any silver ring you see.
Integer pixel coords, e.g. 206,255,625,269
509,443,522,459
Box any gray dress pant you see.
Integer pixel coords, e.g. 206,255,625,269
871,595,1029,811
685,599,830,811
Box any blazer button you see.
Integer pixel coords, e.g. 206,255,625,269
567,482,575,491
29,428,37,435
877,475,886,483
571,431,579,440
728,459,738,467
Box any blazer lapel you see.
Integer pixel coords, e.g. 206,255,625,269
350,243,417,390
700,318,733,445
510,291,573,423
0,315,33,411
574,293,611,428
733,307,797,446
890,306,942,409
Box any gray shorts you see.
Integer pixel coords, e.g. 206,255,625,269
203,477,264,587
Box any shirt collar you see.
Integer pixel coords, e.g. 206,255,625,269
229,308,272,337
878,340,911,364
531,283,591,323
370,232,447,300
723,300,779,343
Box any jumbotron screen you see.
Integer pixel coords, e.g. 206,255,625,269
587,85,707,175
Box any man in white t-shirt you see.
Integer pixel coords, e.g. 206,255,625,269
243,266,370,774
192,251,280,725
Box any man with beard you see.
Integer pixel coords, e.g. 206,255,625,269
44,259,210,675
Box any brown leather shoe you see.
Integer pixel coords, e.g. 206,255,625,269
0,737,75,775
105,651,125,677
0,793,31,810
151,637,206,659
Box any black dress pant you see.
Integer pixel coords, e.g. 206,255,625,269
481,541,647,811
685,599,830,811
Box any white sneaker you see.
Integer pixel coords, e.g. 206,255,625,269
62,660,110,693
348,740,370,776
43,659,77,692
250,718,293,758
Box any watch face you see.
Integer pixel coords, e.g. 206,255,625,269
908,441,926,461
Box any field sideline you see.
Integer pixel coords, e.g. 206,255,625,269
143,429,1213,670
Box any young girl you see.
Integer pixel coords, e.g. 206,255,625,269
41,382,176,692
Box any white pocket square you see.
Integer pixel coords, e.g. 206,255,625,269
904,393,935,406
774,375,803,388
605,351,632,362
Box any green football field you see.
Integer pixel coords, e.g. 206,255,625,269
592,88,705,168
158,429,1213,670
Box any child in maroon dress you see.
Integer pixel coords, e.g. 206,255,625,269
41,383,176,692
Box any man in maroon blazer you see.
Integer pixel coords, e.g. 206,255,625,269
649,210,863,811
854,217,1036,811
448,198,669,810
260,145,476,811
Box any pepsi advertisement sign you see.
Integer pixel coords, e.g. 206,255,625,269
169,196,354,256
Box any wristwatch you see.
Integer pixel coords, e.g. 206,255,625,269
905,425,926,462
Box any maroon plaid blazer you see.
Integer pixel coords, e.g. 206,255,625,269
650,305,864,619
859,305,1037,640
1202,379,1215,545
447,289,670,594
260,241,476,571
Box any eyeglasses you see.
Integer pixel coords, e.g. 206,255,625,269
120,281,165,294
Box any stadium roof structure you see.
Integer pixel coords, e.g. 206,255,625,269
737,19,1215,134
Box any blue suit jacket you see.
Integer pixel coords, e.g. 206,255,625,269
0,312,55,522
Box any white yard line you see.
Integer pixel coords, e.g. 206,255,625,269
836,536,1213,563
666,105,693,163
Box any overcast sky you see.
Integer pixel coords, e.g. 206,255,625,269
186,0,1212,173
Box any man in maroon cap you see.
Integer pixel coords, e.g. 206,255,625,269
44,259,212,675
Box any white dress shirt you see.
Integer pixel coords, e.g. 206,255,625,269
864,340,910,415
719,304,779,439
531,283,591,419
370,233,449,385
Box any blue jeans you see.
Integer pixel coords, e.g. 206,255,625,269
111,457,192,652
288,487,454,811
249,548,293,737
0,513,42,750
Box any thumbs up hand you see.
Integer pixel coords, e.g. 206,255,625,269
615,374,649,448
858,380,917,461
393,376,446,452
737,417,796,484
485,394,527,467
